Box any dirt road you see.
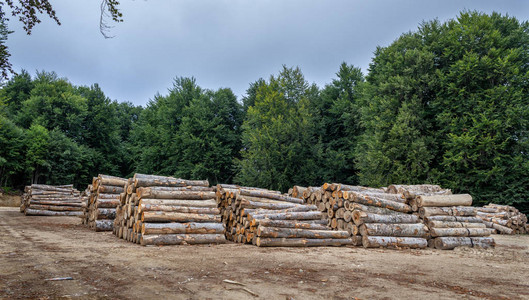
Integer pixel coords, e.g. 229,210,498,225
1,207,528,299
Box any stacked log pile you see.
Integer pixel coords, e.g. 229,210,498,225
387,184,452,212
301,183,427,248
80,183,93,225
477,204,528,234
86,175,127,231
216,185,354,247
114,173,226,246
414,193,495,250
20,184,83,216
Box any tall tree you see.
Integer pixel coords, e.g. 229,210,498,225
358,11,529,213
236,66,318,192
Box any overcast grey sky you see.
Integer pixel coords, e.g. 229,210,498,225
6,0,529,106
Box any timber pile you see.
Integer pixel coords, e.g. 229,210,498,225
113,173,226,246
302,183,427,248
86,174,127,231
216,185,354,247
477,204,528,234
387,184,452,212
80,183,93,225
416,193,495,250
20,184,83,216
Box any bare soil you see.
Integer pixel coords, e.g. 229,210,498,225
0,194,20,207
1,207,528,300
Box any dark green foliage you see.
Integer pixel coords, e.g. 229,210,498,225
312,62,364,184
130,77,243,184
235,66,319,192
358,11,529,213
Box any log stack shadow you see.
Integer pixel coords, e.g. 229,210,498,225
20,184,83,216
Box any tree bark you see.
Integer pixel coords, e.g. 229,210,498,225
248,211,324,221
417,194,472,207
353,211,419,225
139,204,219,214
257,226,350,239
359,223,429,238
255,237,354,247
237,189,304,204
141,222,224,235
139,199,217,207
429,227,494,237
141,211,221,223
140,233,225,246
427,220,486,229
362,236,427,248
25,209,82,216
138,189,215,200
251,219,329,230
433,237,495,250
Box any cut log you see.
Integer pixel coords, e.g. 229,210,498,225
248,211,324,221
139,204,219,214
94,219,114,231
140,233,225,246
348,192,411,213
425,215,482,223
256,227,350,239
362,236,427,248
251,219,329,230
28,205,82,212
141,222,224,235
419,206,476,218
96,198,121,208
237,199,301,210
417,194,472,207
359,223,429,238
98,185,125,194
141,211,221,223
138,189,215,200
238,189,304,204
98,175,127,187
139,199,217,207
429,227,494,237
353,211,419,225
427,221,486,229
491,223,514,234
255,237,354,247
433,237,495,250
25,209,82,216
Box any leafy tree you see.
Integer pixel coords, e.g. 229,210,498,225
175,88,243,184
358,11,529,213
0,69,33,117
312,62,364,184
24,123,49,184
0,113,25,186
236,66,318,192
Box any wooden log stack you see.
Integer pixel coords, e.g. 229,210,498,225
113,173,226,246
86,174,127,231
412,192,495,250
20,184,83,216
386,184,452,212
216,185,353,247
301,183,427,249
80,183,93,225
477,204,528,234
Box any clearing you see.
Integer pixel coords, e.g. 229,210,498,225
0,207,528,299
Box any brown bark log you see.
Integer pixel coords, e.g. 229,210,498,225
29,200,83,207
251,219,329,230
141,222,224,235
419,206,477,218
138,188,215,200
362,236,427,249
98,185,125,194
237,189,304,204
257,226,350,239
98,175,127,187
491,223,514,234
348,192,411,213
96,198,120,208
353,211,419,225
248,211,324,221
95,208,116,219
359,223,429,238
139,199,217,207
141,211,221,223
255,237,354,247
97,193,121,199
139,204,219,214
28,204,82,212
140,233,226,246
424,215,482,223
237,199,301,210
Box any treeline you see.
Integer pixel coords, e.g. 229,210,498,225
1,11,528,213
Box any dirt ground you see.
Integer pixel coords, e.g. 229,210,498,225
1,207,528,300
0,194,20,207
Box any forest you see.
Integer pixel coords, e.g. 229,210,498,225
1,11,528,213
